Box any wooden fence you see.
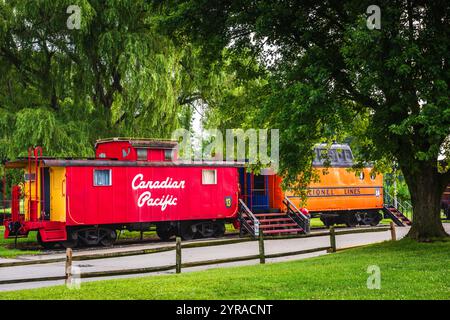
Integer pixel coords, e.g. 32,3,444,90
0,223,397,286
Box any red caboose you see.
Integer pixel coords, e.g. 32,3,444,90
3,138,243,247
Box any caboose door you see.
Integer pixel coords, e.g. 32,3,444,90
242,173,268,212
40,167,51,220
239,170,270,212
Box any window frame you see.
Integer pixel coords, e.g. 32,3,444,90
164,149,173,161
202,169,217,185
136,148,148,161
93,169,112,187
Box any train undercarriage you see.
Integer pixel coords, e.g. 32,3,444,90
318,210,383,228
35,220,227,249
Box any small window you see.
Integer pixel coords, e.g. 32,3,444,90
344,150,353,161
94,169,112,186
202,169,217,185
137,149,147,161
328,150,338,162
358,172,365,180
314,148,322,163
164,149,173,161
370,172,377,180
253,175,266,195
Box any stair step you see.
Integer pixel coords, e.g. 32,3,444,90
263,228,304,234
256,218,292,223
259,223,298,229
254,213,286,218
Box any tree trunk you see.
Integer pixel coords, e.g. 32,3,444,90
402,164,449,241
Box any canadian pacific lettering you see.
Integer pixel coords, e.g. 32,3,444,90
132,174,185,211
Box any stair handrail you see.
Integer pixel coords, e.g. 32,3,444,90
283,196,310,233
384,190,413,220
238,199,260,237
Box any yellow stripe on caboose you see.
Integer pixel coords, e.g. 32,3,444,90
23,170,41,221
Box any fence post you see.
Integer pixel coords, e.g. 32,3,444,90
65,248,73,285
258,231,265,264
176,237,182,273
390,222,397,241
329,226,336,253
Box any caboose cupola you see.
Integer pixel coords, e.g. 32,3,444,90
95,137,178,162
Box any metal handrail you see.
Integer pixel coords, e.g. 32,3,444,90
384,190,413,220
238,199,260,237
283,196,310,233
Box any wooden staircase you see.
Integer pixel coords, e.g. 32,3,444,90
238,198,310,237
254,213,304,235
383,205,411,226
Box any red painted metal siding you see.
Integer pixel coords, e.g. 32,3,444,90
65,166,239,226
95,142,136,161
95,142,178,162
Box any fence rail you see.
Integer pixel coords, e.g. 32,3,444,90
0,223,397,286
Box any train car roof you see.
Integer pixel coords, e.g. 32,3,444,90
95,137,178,149
4,158,246,168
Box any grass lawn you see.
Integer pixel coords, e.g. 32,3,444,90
0,226,40,258
1,238,449,300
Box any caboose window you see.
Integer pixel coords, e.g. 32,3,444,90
253,175,266,195
137,149,147,161
164,149,173,161
94,169,112,186
202,169,217,185
344,150,353,160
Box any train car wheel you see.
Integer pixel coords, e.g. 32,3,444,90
196,222,214,238
320,216,333,228
212,222,225,238
179,222,195,240
369,212,383,226
361,212,382,226
345,215,358,227
61,230,78,249
100,229,117,247
156,223,174,241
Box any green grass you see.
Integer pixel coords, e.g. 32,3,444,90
0,226,40,258
1,238,449,299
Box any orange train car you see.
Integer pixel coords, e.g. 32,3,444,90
243,144,384,227
286,144,383,226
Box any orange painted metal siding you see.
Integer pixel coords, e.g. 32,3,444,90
280,167,383,212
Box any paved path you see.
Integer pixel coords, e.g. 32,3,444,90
0,224,448,293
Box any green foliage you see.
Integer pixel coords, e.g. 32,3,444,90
162,1,450,239
0,0,232,160
0,227,39,258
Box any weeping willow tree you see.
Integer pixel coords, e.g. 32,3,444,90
0,0,223,159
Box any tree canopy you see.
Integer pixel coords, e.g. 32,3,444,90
0,0,230,159
162,0,450,240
